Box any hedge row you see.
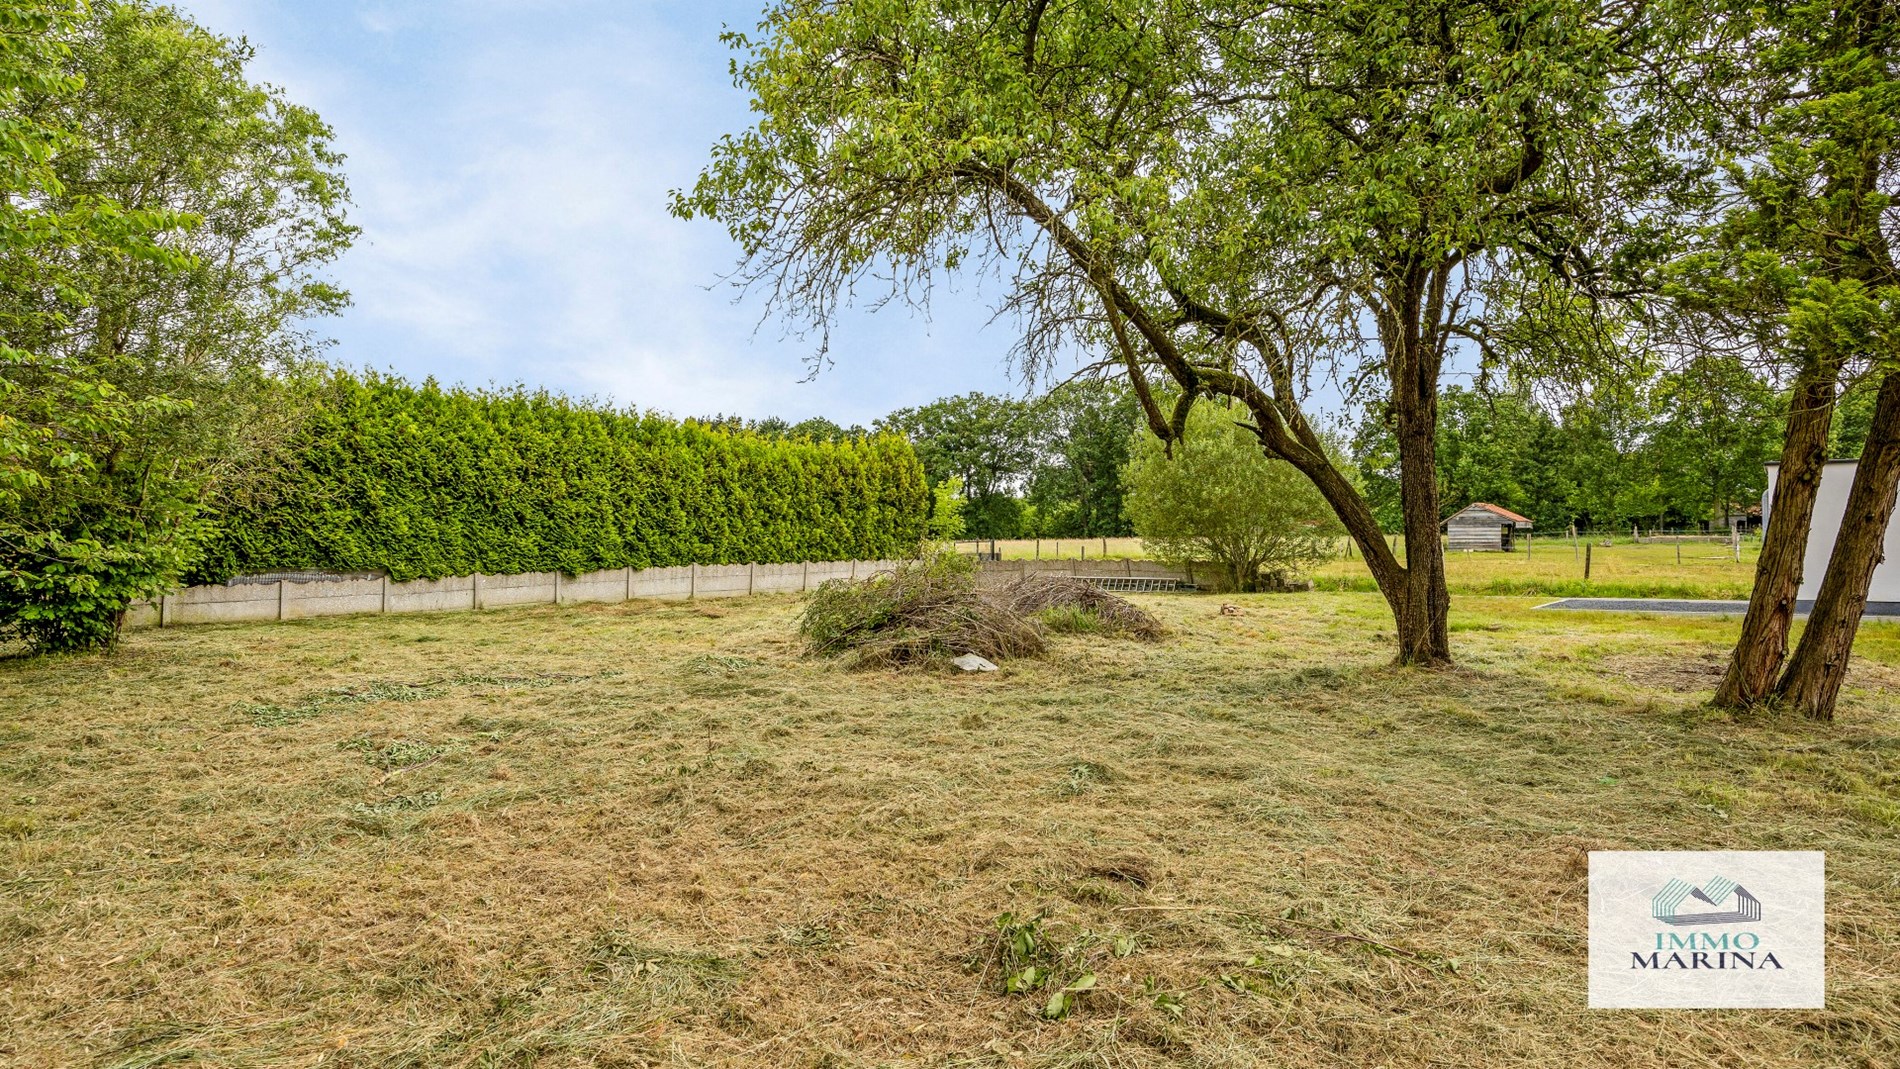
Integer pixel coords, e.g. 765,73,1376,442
189,373,930,583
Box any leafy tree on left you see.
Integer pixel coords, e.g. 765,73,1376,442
0,1,352,651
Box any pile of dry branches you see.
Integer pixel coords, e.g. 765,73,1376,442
990,573,1166,641
798,556,1162,668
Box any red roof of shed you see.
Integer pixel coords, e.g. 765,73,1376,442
1461,502,1533,526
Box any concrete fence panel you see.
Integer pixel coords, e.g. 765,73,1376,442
478,571,558,609
561,568,631,606
168,582,280,626
631,565,694,601
124,601,161,630
806,562,856,586
286,577,386,620
693,563,753,599
754,562,807,594
387,576,477,615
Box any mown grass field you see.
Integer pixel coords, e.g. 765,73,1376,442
3,593,1897,1068
973,536,1761,599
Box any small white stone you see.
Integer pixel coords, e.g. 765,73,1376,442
951,653,999,672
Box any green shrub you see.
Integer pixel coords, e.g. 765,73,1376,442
190,372,930,582
1122,403,1342,592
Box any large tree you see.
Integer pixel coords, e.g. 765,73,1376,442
678,0,1664,665
1023,381,1139,538
0,1,352,650
1678,0,1899,714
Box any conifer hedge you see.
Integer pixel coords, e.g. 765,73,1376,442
189,373,929,583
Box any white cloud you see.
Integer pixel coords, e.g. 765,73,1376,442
170,0,1033,425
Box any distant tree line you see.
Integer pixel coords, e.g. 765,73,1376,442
794,363,1800,543
1353,362,1789,535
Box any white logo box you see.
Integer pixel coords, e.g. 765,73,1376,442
1588,851,1824,1009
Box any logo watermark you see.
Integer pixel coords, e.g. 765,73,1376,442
1589,851,1824,1008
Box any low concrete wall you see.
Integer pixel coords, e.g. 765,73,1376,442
128,557,1193,632
132,558,900,631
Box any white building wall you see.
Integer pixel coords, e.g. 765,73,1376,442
1764,461,1900,602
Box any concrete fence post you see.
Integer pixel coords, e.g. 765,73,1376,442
625,565,634,602
472,572,483,611
748,562,755,596
551,571,561,606
689,563,697,599
277,581,287,622
802,560,809,591
159,594,171,628
380,576,388,614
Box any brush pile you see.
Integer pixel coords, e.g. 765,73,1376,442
799,553,1163,668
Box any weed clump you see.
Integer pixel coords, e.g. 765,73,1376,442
798,553,1165,667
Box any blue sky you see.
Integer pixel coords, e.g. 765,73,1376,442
170,0,1030,427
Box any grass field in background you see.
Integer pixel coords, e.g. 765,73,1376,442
3,593,1896,1067
1315,537,1761,599
967,535,1762,599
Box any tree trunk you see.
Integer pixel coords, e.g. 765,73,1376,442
1774,370,1900,720
1714,372,1837,707
1390,336,1452,667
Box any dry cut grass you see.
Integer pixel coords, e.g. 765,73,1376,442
2,593,1897,1068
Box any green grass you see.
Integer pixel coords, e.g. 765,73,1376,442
1314,537,1761,598
1,593,1896,1067
976,535,1762,599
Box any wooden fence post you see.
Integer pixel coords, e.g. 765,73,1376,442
1585,542,1593,581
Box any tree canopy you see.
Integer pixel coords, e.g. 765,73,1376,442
0,1,352,650
677,0,1681,664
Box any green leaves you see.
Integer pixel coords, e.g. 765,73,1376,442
1,2,359,652
983,910,1106,1020
1664,0,1899,383
1123,403,1344,590
193,371,932,583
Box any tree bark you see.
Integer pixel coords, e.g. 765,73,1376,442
1714,371,1837,707
1774,369,1900,720
1387,287,1453,667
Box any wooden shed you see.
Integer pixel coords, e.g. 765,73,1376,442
1445,502,1533,552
